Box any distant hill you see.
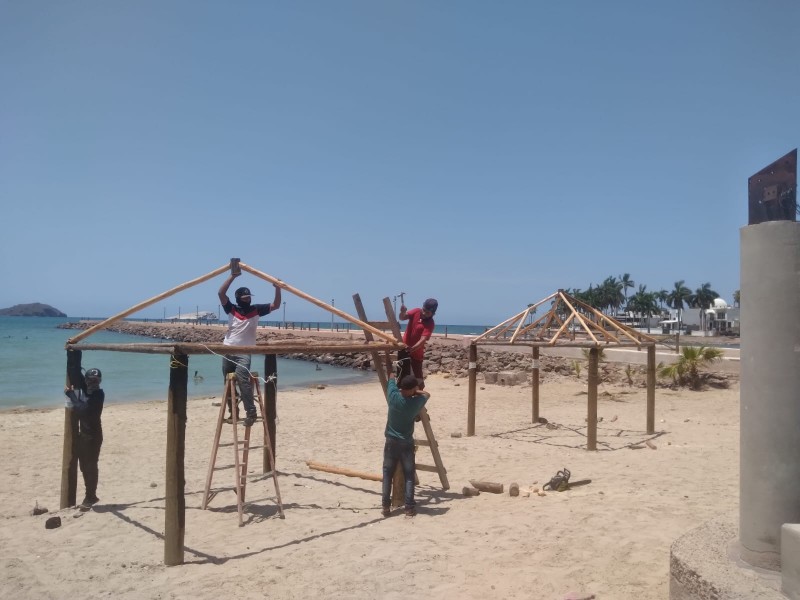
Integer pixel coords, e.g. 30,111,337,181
0,303,67,317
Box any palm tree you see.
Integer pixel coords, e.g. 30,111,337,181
692,282,720,333
659,346,724,390
600,276,624,315
667,280,693,332
656,289,669,313
627,285,658,332
620,273,635,306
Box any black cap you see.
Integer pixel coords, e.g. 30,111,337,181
422,298,438,315
235,287,253,300
85,368,102,379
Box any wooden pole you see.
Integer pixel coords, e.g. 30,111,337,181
60,350,81,508
264,354,278,471
646,344,656,434
240,263,397,344
587,347,599,451
532,346,540,423
467,343,478,436
352,294,388,394
68,265,230,344
306,460,381,482
164,353,188,566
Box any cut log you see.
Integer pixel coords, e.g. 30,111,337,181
462,486,481,497
509,482,520,497
469,480,504,494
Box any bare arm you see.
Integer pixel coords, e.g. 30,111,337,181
218,273,239,305
270,284,281,312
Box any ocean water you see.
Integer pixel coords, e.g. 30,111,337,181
0,317,376,410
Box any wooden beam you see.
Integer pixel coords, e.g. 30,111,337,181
164,353,188,566
264,354,278,471
532,346,540,423
240,263,397,344
60,350,81,509
587,347,599,451
306,460,381,482
646,344,656,434
467,343,478,436
66,340,403,355
352,293,387,394
67,265,230,344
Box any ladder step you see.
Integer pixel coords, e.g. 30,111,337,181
414,439,433,447
416,463,445,473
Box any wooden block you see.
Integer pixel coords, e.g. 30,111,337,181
469,480,504,494
462,486,481,497
509,482,520,497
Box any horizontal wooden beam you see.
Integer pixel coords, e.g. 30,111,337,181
66,340,404,355
305,460,381,482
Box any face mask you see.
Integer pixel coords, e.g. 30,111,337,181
86,377,101,393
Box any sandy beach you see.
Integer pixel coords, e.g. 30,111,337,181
0,371,739,599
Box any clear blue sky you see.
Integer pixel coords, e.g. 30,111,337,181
1,1,798,324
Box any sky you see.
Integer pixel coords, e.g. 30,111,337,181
1,1,798,325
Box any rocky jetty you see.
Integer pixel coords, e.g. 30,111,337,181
0,303,67,317
58,321,737,389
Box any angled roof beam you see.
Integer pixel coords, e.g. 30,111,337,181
67,264,231,345
240,262,397,344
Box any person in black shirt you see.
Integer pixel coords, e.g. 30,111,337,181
64,368,105,508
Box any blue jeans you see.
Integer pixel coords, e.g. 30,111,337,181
222,354,256,416
382,437,416,509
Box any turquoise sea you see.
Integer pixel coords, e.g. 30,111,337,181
0,317,379,410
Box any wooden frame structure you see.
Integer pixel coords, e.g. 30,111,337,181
467,289,660,450
60,261,404,565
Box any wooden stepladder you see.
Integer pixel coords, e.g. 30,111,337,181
352,294,450,505
202,372,284,526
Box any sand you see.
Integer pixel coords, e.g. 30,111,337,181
0,373,739,599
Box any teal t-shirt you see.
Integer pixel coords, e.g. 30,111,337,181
384,378,428,442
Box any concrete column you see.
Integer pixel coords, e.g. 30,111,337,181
740,220,800,570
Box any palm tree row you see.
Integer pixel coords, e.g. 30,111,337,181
565,275,724,331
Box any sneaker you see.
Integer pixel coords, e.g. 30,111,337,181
404,506,416,517
80,496,99,509
381,505,391,517
243,414,257,427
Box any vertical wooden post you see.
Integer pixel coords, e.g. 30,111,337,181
60,350,81,509
587,347,599,451
467,343,478,436
263,354,278,471
646,344,656,434
165,353,187,566
531,346,540,423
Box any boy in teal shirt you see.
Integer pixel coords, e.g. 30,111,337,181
382,371,430,517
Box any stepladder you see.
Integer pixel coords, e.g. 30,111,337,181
202,372,284,526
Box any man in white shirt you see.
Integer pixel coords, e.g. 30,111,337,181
218,269,281,426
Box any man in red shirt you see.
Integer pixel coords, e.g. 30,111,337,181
398,298,438,390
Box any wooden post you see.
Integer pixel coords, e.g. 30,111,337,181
165,353,187,566
60,350,81,509
531,346,540,423
264,354,278,471
352,293,388,394
587,347,599,451
467,343,478,436
646,344,656,434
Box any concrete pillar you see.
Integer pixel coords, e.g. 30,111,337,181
740,221,800,570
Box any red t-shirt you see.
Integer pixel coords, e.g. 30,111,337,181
402,308,435,361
